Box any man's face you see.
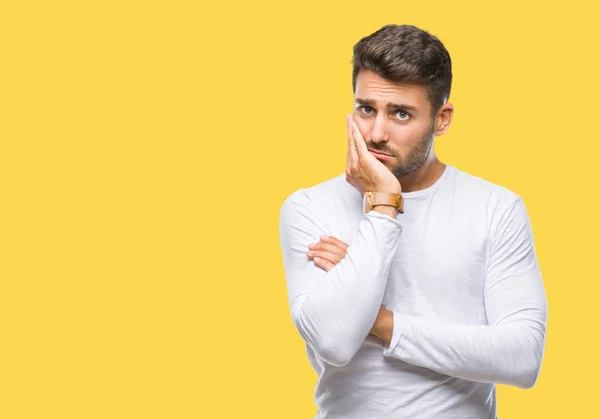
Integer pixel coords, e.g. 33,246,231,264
353,70,437,179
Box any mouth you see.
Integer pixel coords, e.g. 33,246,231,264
368,150,393,159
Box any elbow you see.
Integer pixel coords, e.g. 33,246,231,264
512,364,541,390
510,332,546,389
297,324,354,367
292,310,354,367
514,360,542,389
312,338,353,367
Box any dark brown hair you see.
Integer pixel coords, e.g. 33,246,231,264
352,24,452,116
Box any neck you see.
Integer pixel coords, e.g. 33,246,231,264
399,154,446,193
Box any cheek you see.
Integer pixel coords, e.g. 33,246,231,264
390,125,426,148
353,116,369,136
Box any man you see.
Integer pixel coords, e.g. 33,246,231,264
278,24,547,418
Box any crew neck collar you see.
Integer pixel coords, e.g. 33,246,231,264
346,164,454,201
401,164,453,199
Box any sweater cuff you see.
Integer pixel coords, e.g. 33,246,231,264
382,311,404,358
365,209,404,228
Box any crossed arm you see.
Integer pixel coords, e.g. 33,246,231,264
279,191,403,366
280,193,548,388
384,198,547,388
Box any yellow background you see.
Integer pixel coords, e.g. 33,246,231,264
1,0,598,417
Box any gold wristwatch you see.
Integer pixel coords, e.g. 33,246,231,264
363,191,404,214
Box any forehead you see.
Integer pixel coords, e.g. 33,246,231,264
355,70,430,111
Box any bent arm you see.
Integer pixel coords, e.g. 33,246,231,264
279,192,403,366
382,198,548,388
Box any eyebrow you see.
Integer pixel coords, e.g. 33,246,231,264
355,98,418,113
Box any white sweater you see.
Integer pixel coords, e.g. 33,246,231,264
278,165,548,419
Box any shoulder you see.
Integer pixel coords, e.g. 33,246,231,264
450,165,523,213
280,173,356,213
448,166,533,241
279,173,356,239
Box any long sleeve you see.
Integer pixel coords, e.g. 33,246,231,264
382,197,548,389
279,191,403,367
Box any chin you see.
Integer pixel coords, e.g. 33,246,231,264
392,166,416,179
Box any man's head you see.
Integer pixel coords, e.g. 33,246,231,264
351,24,454,179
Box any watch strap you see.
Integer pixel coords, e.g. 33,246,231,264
365,191,404,214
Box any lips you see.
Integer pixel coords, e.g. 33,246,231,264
368,149,392,158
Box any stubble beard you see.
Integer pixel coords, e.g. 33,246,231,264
389,121,436,180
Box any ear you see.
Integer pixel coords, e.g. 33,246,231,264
434,102,454,136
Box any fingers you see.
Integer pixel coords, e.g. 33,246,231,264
350,118,370,159
346,114,358,164
306,246,344,262
346,114,362,192
306,235,349,272
319,235,349,250
307,241,347,257
306,250,343,266
313,256,335,272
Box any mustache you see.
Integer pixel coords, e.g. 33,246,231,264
364,142,394,156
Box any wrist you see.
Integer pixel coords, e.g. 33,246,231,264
364,190,404,215
372,309,394,344
376,184,402,195
373,205,398,218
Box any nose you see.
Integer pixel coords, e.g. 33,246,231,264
368,114,389,144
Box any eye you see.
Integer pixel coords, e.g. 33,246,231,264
395,111,410,121
357,105,375,114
